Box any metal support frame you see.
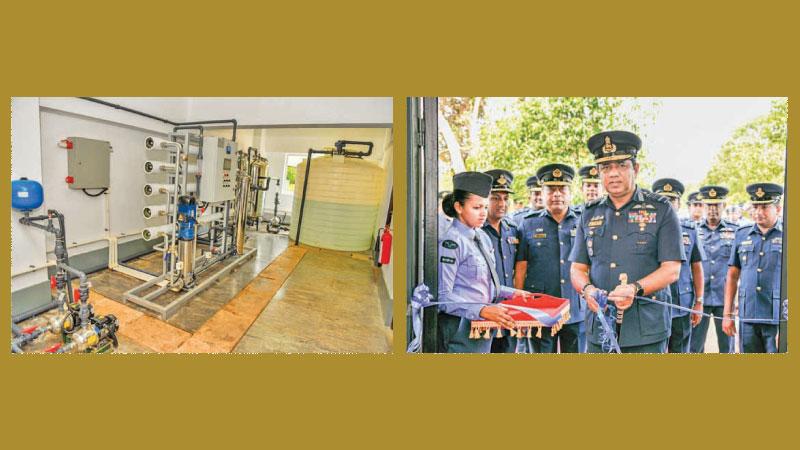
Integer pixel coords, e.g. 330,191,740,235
406,98,440,353
123,247,256,320
421,98,440,353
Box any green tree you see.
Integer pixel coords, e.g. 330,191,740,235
470,97,655,203
703,99,788,205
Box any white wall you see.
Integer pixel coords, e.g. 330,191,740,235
11,98,174,293
185,97,392,126
38,109,171,257
11,97,392,294
11,98,48,291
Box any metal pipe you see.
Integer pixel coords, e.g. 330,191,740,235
235,174,251,254
177,119,238,141
79,97,237,140
78,97,179,125
294,148,316,246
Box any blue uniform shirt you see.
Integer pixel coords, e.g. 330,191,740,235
569,188,685,347
438,219,513,320
696,220,738,307
438,211,453,237
481,218,519,287
517,208,584,324
729,222,783,324
670,220,706,318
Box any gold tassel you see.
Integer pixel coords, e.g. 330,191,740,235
496,327,503,338
469,327,475,339
484,329,492,339
536,327,543,339
509,328,516,337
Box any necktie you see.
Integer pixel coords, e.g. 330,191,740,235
474,233,501,301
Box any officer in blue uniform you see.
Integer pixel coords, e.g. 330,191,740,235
573,165,602,352
652,178,706,353
482,169,521,353
438,172,516,353
689,185,736,353
723,183,784,353
578,165,603,206
686,191,705,226
511,175,544,223
569,131,684,353
516,163,583,352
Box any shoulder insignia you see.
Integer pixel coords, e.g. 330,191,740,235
442,239,458,250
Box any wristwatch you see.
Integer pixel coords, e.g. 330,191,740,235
695,297,704,306
632,281,645,297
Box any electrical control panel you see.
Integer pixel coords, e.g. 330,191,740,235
64,137,111,189
198,136,237,202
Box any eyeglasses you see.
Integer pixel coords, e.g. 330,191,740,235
598,161,633,173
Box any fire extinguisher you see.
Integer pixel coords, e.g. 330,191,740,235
374,226,392,267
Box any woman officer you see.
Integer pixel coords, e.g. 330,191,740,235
438,171,517,353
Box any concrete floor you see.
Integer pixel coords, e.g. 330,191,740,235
235,247,391,353
14,231,392,353
90,232,288,332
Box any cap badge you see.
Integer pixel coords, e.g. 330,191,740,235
664,183,673,192
602,136,616,154
709,188,717,198
497,174,507,186
589,167,598,176
756,187,765,198
552,168,562,178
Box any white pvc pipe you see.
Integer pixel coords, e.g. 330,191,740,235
142,223,175,241
197,212,224,224
143,183,197,196
144,160,199,174
145,136,200,156
142,204,169,219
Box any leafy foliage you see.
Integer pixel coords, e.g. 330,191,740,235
703,99,788,205
468,97,652,203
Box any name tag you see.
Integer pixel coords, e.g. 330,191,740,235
534,233,547,239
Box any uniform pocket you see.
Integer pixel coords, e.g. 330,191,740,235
627,230,656,255
738,244,754,267
464,255,488,279
586,225,605,259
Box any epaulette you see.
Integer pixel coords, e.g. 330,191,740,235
643,189,672,205
584,197,603,209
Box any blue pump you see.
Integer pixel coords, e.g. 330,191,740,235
177,195,197,241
